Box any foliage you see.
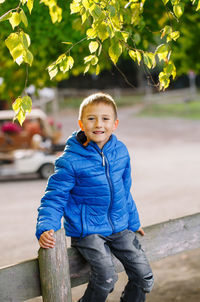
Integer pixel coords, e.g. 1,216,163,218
0,0,200,124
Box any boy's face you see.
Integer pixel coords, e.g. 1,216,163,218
78,103,119,149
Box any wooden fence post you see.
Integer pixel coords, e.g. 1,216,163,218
38,229,72,302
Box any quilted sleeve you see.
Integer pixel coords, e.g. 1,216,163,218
36,156,75,240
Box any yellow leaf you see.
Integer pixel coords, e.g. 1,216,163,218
12,97,23,113
16,109,26,126
135,50,142,65
96,64,100,75
48,65,58,79
20,9,28,27
9,12,21,29
129,50,137,61
22,95,32,113
27,0,34,14
155,44,169,62
56,53,66,64
89,41,99,53
108,41,122,64
84,64,90,74
60,56,74,72
196,0,200,11
23,49,33,66
173,3,184,18
86,27,97,39
98,23,110,42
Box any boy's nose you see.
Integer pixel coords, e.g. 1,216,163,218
95,119,103,127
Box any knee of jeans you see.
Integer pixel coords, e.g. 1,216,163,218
96,271,118,292
142,273,154,293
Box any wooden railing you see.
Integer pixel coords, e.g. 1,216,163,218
0,213,199,302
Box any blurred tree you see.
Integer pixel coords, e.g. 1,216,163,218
0,0,200,123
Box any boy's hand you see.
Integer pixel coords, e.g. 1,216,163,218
136,227,145,236
39,230,55,249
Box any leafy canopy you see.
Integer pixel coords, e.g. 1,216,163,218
0,0,200,124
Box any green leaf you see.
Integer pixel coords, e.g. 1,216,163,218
12,94,32,126
159,71,170,90
155,44,169,61
27,0,34,14
167,31,180,42
5,33,23,63
84,64,90,74
162,0,169,4
48,65,58,79
108,5,116,17
70,1,82,14
129,50,142,65
108,40,122,64
133,33,141,45
143,52,156,69
20,9,28,27
173,3,184,18
56,53,66,64
16,109,26,126
135,50,142,65
21,95,32,113
60,56,74,72
129,50,137,61
97,22,110,42
20,32,31,49
164,60,176,79
23,49,33,65
12,97,23,113
89,41,99,53
82,0,90,10
84,55,95,63
161,25,172,39
0,11,12,22
91,55,98,65
9,12,21,29
62,42,73,45
86,27,97,39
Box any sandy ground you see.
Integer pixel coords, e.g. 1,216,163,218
0,105,200,301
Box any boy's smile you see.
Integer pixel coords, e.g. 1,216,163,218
78,103,119,149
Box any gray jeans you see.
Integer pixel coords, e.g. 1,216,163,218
71,229,154,302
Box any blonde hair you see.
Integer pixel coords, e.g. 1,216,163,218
79,92,118,120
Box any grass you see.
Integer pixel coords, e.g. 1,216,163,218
59,94,144,109
138,101,200,120
58,92,200,120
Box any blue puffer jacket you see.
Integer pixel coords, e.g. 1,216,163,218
36,131,140,240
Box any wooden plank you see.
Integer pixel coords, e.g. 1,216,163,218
0,213,199,301
38,228,72,302
0,258,41,302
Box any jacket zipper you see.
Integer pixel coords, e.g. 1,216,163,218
101,151,114,231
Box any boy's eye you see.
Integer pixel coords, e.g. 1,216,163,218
88,117,94,120
103,118,110,120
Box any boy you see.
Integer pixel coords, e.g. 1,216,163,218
36,93,154,302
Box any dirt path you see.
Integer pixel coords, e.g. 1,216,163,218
1,105,200,301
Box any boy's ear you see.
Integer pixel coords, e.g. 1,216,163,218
78,120,84,131
113,119,119,130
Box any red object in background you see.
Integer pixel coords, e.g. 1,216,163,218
1,122,22,134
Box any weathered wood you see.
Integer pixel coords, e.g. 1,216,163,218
38,228,72,302
0,258,41,302
0,213,199,301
